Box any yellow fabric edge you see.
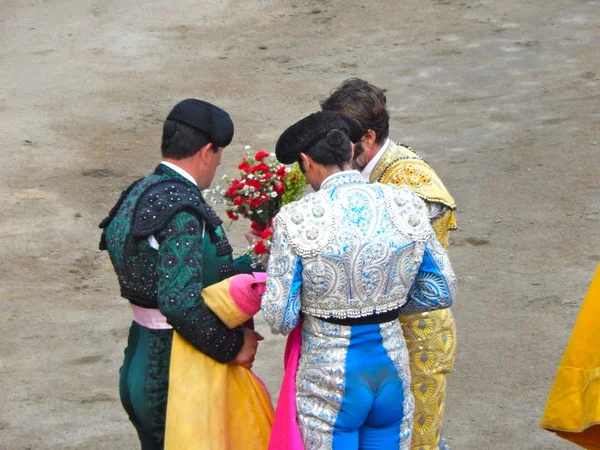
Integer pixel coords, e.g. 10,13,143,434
541,365,600,432
541,264,600,445
165,332,274,450
202,278,251,329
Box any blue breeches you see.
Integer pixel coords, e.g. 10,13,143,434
296,315,414,450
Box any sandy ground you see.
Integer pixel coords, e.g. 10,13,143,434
1,0,599,448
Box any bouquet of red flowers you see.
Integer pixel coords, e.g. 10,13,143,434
209,149,307,259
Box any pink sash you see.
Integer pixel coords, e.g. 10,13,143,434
268,324,304,450
131,304,172,329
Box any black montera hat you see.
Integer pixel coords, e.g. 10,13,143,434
166,99,234,147
275,111,363,164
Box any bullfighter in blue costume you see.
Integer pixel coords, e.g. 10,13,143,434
262,111,456,450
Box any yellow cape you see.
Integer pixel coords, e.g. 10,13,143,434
541,264,600,449
165,278,274,450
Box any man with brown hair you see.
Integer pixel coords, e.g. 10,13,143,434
321,79,457,450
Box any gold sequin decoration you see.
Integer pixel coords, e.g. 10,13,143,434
371,142,456,211
408,316,436,339
431,209,456,249
400,309,456,450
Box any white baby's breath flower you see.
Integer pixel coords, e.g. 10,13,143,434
248,174,254,179
257,210,263,214
270,191,278,197
244,145,251,150
285,167,291,172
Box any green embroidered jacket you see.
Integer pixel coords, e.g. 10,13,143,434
100,164,254,363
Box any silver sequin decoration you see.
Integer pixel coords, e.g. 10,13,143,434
263,171,455,331
296,316,350,450
380,320,414,450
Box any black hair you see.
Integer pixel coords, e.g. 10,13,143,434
161,119,213,159
276,111,360,165
302,129,352,170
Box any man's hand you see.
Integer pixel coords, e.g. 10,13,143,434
244,230,261,245
233,328,264,369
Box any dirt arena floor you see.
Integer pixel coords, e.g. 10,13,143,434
1,0,599,448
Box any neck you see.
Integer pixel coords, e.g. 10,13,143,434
162,157,199,184
367,140,384,163
324,162,352,177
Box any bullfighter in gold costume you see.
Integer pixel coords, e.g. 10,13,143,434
321,79,457,450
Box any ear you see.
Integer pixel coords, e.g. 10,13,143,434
363,129,377,150
350,143,356,161
197,142,214,161
299,152,311,171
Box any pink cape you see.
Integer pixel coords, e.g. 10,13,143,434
268,324,304,450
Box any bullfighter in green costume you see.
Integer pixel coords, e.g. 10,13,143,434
99,99,259,449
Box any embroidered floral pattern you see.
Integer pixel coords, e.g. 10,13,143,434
156,212,243,363
147,329,172,447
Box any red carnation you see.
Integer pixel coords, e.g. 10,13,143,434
226,210,239,221
252,163,270,173
276,166,287,177
254,240,267,255
250,198,263,209
238,162,252,172
260,228,274,240
273,183,285,196
226,185,239,197
255,151,270,161
233,196,243,206
246,179,261,190
251,221,264,232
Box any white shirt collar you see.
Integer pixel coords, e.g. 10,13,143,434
160,161,198,186
361,138,390,181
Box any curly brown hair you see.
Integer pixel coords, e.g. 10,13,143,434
320,78,389,144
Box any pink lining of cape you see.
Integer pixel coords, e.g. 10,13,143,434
268,324,304,450
228,273,266,317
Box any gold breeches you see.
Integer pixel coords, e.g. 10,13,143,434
400,308,457,450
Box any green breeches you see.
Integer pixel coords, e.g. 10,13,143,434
120,322,172,450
